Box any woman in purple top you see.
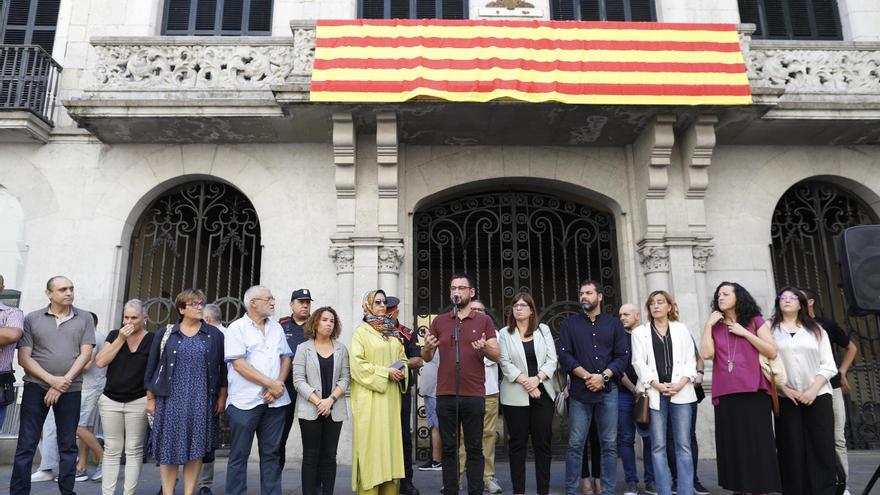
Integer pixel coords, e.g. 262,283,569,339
699,282,781,493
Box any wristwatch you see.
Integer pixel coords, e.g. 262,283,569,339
601,372,610,382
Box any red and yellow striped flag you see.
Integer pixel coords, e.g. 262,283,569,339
309,19,752,105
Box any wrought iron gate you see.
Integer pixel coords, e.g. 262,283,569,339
126,180,262,328
770,180,880,449
412,189,620,460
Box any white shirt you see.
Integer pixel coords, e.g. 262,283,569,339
225,315,293,410
773,324,837,397
484,357,499,395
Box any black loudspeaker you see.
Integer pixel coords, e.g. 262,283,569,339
839,225,880,315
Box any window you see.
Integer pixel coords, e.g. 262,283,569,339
550,0,654,21
0,0,60,53
360,0,468,19
739,0,842,40
162,0,273,35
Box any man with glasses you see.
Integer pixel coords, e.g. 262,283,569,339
559,279,628,495
278,288,312,468
422,274,500,495
224,286,293,495
11,276,96,495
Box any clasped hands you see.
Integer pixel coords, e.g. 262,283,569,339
261,380,286,404
518,375,542,399
44,375,73,406
651,380,685,397
782,385,818,406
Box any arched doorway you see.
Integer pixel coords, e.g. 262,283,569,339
770,179,880,448
125,180,262,329
412,187,621,461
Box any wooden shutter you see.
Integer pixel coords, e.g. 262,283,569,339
164,0,192,32
361,0,386,18
605,0,626,21
579,0,601,20
389,0,410,18
629,0,654,21
738,0,762,37
442,0,466,19
550,0,577,20
812,0,841,39
1,0,59,53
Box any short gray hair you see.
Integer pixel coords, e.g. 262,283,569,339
123,299,146,316
203,303,222,323
243,285,270,308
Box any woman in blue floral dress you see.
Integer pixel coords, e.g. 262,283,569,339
144,289,227,495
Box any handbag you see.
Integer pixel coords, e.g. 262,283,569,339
147,325,173,428
632,390,649,427
759,351,787,416
0,370,16,407
554,372,568,418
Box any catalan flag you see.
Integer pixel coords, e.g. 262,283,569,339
309,19,752,105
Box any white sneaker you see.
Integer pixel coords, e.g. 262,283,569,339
91,464,103,481
31,470,54,482
484,477,503,494
843,490,851,495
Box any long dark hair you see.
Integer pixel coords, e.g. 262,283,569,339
711,281,762,328
771,287,822,339
506,292,539,338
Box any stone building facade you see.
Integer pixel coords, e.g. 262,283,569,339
2,0,879,462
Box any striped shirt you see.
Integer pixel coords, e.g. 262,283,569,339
0,302,24,371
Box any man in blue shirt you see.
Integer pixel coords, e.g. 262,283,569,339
558,279,629,495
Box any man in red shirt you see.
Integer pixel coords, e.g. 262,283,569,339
422,273,500,495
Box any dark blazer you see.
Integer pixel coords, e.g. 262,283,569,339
144,322,227,397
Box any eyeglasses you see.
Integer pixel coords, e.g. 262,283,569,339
778,295,799,302
512,303,530,309
374,299,387,306
449,286,471,292
188,301,206,308
253,297,276,303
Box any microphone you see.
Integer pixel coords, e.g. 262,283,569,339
452,294,461,309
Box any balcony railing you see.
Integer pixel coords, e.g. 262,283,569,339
1,45,62,126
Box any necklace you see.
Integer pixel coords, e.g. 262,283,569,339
724,320,738,373
651,322,673,380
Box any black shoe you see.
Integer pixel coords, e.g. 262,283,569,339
400,479,420,495
693,481,710,495
198,488,213,495
418,459,442,471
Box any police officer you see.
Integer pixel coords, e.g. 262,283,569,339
277,288,312,468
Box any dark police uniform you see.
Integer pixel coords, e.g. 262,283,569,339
278,315,307,468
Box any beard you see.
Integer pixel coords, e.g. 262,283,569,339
581,301,598,313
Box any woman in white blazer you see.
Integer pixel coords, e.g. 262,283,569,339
631,291,697,495
292,306,350,495
498,293,558,495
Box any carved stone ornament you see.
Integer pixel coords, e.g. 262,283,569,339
638,245,670,274
91,37,313,90
692,246,715,273
485,0,535,7
329,245,354,274
290,24,317,76
378,246,404,274
748,47,880,93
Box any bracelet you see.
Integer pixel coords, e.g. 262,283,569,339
696,370,704,375
330,395,338,403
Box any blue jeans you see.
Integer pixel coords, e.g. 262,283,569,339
667,401,701,484
0,404,7,430
649,397,694,495
225,404,286,495
618,390,654,483
565,384,618,495
10,383,81,495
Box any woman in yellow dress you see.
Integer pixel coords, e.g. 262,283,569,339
350,290,409,495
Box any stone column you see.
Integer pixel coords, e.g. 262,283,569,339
692,245,715,327
378,245,404,296
637,244,670,294
329,243,355,343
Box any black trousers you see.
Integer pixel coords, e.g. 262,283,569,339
278,388,296,468
581,416,601,478
401,391,414,480
437,395,485,495
299,416,343,495
503,390,554,495
775,394,836,495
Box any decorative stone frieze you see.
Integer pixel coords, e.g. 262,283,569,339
638,245,670,274
748,43,880,93
378,246,404,274
91,38,302,90
692,245,715,273
290,22,317,77
329,245,354,274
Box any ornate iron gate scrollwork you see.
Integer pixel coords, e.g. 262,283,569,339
126,181,262,329
770,180,880,449
412,189,620,460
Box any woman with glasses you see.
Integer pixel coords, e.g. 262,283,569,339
699,282,781,494
94,299,154,495
772,288,837,494
144,289,227,495
293,306,350,495
631,291,697,495
350,290,408,495
498,293,558,495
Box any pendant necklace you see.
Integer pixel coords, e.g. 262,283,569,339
725,321,738,373
652,322,673,379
